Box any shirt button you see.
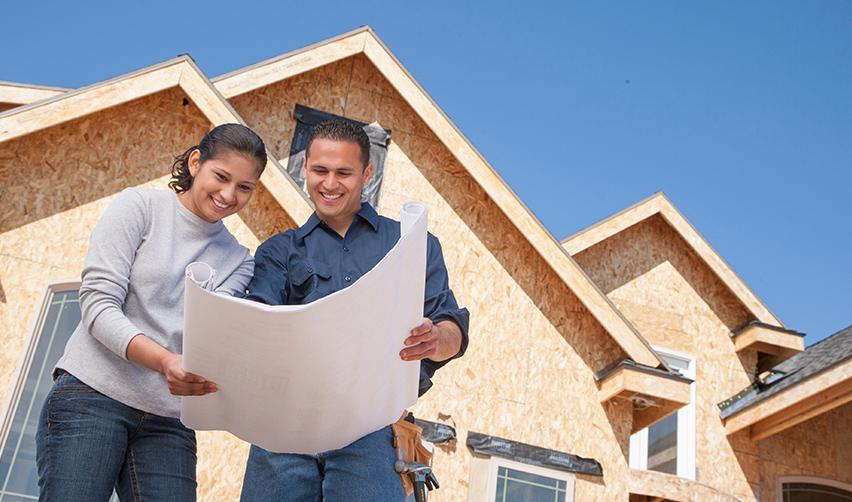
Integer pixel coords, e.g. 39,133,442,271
345,276,351,282
343,246,349,252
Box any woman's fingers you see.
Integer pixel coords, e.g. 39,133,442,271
165,366,218,395
167,379,218,396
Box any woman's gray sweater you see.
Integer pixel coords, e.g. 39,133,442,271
56,188,254,418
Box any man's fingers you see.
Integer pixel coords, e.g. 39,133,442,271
404,331,435,346
409,318,433,336
410,325,429,336
400,340,437,360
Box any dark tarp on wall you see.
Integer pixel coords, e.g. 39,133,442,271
466,431,603,477
286,104,391,208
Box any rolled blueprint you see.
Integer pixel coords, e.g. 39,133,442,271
181,201,427,454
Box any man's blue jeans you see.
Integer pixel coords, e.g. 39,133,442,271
240,425,406,501
35,372,197,502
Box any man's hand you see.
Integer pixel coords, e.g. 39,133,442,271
160,353,218,396
400,317,462,362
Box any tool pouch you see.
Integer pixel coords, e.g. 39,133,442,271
392,412,433,495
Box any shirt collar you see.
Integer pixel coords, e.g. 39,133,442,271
294,212,323,241
295,202,379,240
355,202,379,231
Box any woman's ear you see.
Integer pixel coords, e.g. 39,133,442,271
188,149,201,178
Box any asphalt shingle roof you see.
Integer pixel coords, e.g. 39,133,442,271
719,325,852,418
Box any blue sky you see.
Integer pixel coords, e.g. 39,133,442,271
3,1,850,344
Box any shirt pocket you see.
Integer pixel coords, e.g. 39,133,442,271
288,260,332,303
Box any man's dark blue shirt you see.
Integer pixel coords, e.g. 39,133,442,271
245,202,470,396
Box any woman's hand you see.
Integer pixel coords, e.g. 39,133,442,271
160,353,218,396
126,334,217,396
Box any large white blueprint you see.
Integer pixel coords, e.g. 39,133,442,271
180,202,427,454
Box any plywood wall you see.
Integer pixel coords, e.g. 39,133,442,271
0,87,294,501
755,402,852,501
230,54,636,500
629,468,745,501
573,215,760,500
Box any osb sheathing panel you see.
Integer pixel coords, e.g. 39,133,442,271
231,54,636,500
629,468,745,501
0,87,293,501
755,402,852,501
574,215,761,500
574,215,752,333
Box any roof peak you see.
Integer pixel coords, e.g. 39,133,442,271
562,191,784,326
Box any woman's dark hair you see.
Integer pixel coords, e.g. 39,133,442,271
169,123,267,193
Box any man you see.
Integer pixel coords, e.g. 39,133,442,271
240,120,470,501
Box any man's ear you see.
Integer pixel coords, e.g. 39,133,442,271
363,163,375,184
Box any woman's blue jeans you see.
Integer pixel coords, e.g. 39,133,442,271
35,372,197,502
240,425,406,501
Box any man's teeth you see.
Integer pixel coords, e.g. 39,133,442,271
323,193,342,200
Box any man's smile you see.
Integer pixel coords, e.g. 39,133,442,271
320,191,343,201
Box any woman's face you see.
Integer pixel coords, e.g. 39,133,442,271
181,149,261,223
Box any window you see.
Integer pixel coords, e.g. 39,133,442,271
0,283,80,501
286,104,391,208
468,456,575,502
779,476,852,502
494,464,570,502
629,348,696,480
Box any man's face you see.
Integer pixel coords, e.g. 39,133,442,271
304,138,373,230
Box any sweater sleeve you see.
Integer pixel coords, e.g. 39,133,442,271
78,189,149,359
216,250,254,297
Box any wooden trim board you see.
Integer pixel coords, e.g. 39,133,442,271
357,29,663,367
723,359,852,438
0,57,312,224
597,364,691,432
749,378,852,441
213,28,369,99
0,80,67,107
212,27,664,367
732,323,804,367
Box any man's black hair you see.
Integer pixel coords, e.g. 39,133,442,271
305,120,371,168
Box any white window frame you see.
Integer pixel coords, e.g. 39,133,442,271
628,347,696,480
776,475,852,502
0,281,80,499
469,456,575,502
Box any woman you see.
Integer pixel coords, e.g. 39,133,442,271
36,123,267,501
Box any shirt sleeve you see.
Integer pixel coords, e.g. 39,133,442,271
420,233,470,392
215,250,254,297
78,189,148,360
245,237,290,305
